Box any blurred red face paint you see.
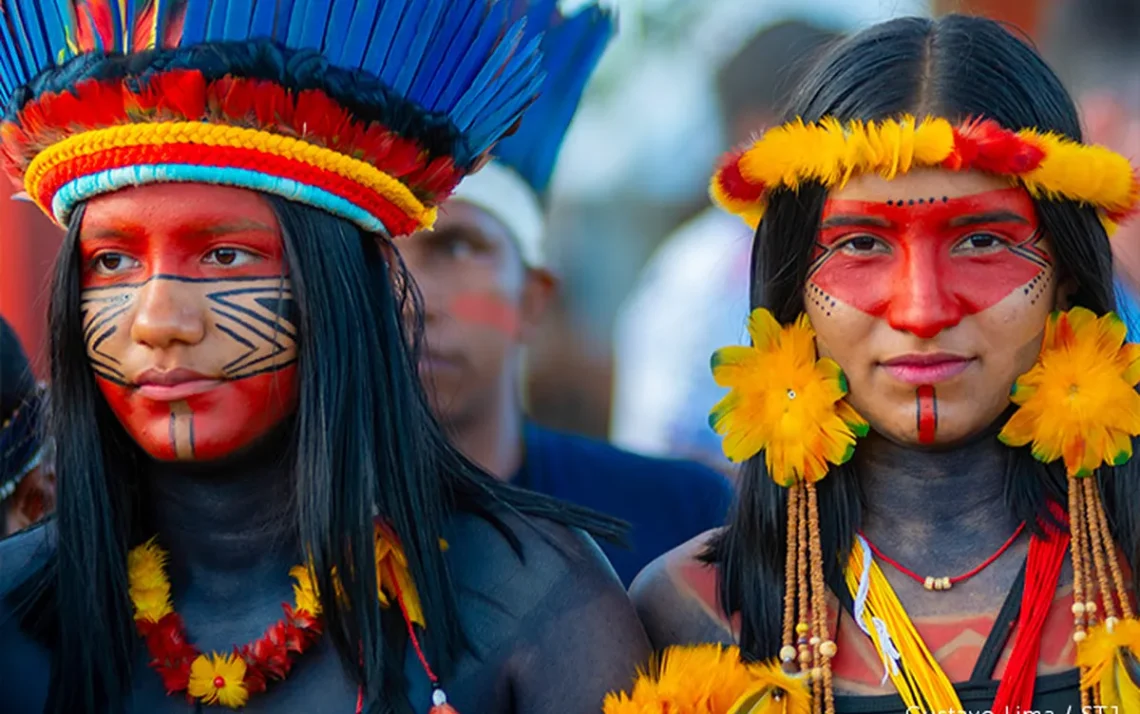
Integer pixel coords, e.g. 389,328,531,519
78,184,298,462
810,188,1048,339
447,293,521,337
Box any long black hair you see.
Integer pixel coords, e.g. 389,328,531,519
21,197,623,714
705,14,1140,661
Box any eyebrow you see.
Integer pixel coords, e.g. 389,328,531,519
947,210,1030,227
193,219,277,236
820,214,893,229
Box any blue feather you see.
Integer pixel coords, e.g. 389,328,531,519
123,0,136,48
288,0,331,50
272,0,296,42
406,0,473,104
154,0,176,48
450,15,525,130
332,1,382,68
179,0,210,46
385,0,433,89
465,32,543,126
10,0,49,68
416,0,482,110
221,0,253,42
205,1,227,41
360,0,407,76
106,0,123,51
320,0,355,56
249,0,276,41
390,0,446,95
37,0,69,61
0,6,31,83
434,0,507,114
494,3,615,194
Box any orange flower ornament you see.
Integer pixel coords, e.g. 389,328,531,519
1000,307,1140,476
709,309,868,485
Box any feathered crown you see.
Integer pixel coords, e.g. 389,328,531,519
711,115,1140,235
449,0,614,265
0,0,552,238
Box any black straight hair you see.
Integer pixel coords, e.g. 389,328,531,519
704,14,1140,661
17,195,624,713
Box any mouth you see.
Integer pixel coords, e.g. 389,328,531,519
419,350,465,377
879,353,974,385
134,367,223,401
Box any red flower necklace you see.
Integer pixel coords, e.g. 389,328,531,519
127,524,455,711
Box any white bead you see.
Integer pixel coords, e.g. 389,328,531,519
432,689,448,706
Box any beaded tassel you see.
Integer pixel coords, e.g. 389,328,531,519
781,483,836,714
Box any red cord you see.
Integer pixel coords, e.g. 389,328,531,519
992,504,1069,712
861,522,1026,586
385,559,440,686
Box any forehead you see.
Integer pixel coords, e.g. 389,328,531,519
430,199,515,247
79,184,279,236
827,168,1014,204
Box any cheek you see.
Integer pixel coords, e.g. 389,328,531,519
447,292,521,338
97,366,298,461
804,286,876,370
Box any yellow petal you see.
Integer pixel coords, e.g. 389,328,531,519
746,308,783,351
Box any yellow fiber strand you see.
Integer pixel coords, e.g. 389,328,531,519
845,539,962,712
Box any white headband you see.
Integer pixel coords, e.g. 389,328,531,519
449,161,546,267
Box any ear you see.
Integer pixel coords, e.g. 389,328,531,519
518,267,558,342
4,466,55,535
1053,273,1078,311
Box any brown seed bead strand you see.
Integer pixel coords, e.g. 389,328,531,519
783,487,800,651
796,488,811,674
1088,478,1134,621
1083,478,1119,622
807,482,836,714
1068,481,1094,709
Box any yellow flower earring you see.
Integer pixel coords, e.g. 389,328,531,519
999,306,1140,476
709,308,868,484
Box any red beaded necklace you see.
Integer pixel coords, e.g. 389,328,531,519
859,522,1026,591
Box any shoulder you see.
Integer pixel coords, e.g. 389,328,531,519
0,521,55,596
0,523,55,712
629,528,737,650
444,509,626,603
529,425,732,503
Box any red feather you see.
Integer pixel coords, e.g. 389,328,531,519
716,151,765,203
945,118,1045,174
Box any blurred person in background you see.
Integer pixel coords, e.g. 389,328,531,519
1,317,53,537
610,19,842,473
403,3,732,587
1044,0,1140,335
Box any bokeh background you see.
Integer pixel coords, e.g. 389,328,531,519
2,0,1136,461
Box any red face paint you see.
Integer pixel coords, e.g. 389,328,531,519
811,188,1049,339
916,385,937,444
447,293,521,338
79,185,298,462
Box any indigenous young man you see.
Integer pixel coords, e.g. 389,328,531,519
401,2,733,587
0,2,650,713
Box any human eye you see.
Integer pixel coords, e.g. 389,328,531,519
202,247,260,267
951,232,1007,255
91,252,141,276
837,234,890,255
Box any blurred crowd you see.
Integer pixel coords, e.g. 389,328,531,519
2,0,1138,558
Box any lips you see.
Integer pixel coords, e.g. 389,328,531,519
134,367,223,401
879,353,974,385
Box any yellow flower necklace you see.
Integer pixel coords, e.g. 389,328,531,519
127,522,431,709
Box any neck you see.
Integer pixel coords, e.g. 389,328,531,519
446,367,524,481
142,428,297,583
857,427,1021,565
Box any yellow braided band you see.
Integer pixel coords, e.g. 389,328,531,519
26,122,435,233
712,115,1140,233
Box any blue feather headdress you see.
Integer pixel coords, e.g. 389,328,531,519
0,0,552,237
450,0,614,265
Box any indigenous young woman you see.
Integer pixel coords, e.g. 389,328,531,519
605,14,1140,714
0,2,650,713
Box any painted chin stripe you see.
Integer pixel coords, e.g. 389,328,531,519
917,385,937,444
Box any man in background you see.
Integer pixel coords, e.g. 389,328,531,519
402,3,732,586
610,19,842,472
1,317,53,537
1043,0,1140,335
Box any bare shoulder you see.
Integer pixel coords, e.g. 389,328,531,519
629,528,737,650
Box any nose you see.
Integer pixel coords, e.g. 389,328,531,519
885,244,964,339
129,278,207,348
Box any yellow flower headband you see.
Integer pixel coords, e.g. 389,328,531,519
710,115,1140,234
